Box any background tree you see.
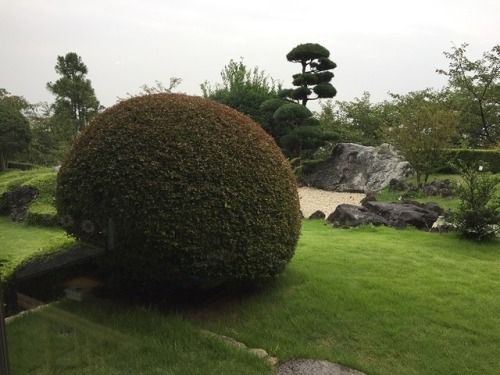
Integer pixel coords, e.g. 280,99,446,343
262,43,338,164
319,92,391,146
201,59,280,139
437,43,500,147
0,89,31,170
46,52,101,138
384,89,459,183
120,77,183,100
20,102,70,165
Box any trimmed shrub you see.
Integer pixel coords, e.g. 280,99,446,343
56,93,301,287
0,168,58,225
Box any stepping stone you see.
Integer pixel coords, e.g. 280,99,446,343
276,359,367,375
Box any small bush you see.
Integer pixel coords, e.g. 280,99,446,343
452,162,500,241
56,93,302,288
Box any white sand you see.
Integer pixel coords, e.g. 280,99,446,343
298,187,366,218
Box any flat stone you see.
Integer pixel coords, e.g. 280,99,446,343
276,359,367,375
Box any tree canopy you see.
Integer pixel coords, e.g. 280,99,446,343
384,89,459,183
261,43,338,165
437,43,500,147
46,52,101,137
201,58,280,138
282,43,337,106
0,90,31,170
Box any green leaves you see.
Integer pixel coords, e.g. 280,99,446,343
273,103,312,122
286,43,330,62
56,93,301,288
0,97,31,170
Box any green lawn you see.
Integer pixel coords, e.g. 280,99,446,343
5,220,500,374
375,173,500,211
0,217,66,264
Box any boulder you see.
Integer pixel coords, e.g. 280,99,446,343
327,197,442,230
309,210,326,220
304,143,415,193
361,201,439,230
430,216,457,233
327,204,388,228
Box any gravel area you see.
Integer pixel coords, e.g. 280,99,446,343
298,187,366,218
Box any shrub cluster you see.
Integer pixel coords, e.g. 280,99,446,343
440,149,500,173
452,161,500,241
56,93,302,287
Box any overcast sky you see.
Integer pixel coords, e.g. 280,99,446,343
1,0,499,110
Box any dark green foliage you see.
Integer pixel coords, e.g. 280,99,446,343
259,98,287,112
286,43,330,62
452,161,500,241
0,99,31,171
316,71,334,83
262,43,337,164
46,52,101,136
446,149,500,173
313,82,337,97
56,93,301,287
317,57,337,71
281,43,337,106
290,87,312,101
201,59,280,142
273,103,312,122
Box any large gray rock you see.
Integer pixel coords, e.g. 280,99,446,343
361,201,440,230
327,199,442,230
304,143,415,192
326,204,389,227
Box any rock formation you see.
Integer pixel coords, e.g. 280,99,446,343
304,143,415,193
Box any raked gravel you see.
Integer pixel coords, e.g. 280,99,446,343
298,187,366,219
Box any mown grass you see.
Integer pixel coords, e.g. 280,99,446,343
7,299,271,375
0,217,67,265
185,221,500,374
4,220,500,374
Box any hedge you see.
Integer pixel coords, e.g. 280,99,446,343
56,93,302,288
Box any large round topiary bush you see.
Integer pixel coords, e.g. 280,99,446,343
56,93,301,287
